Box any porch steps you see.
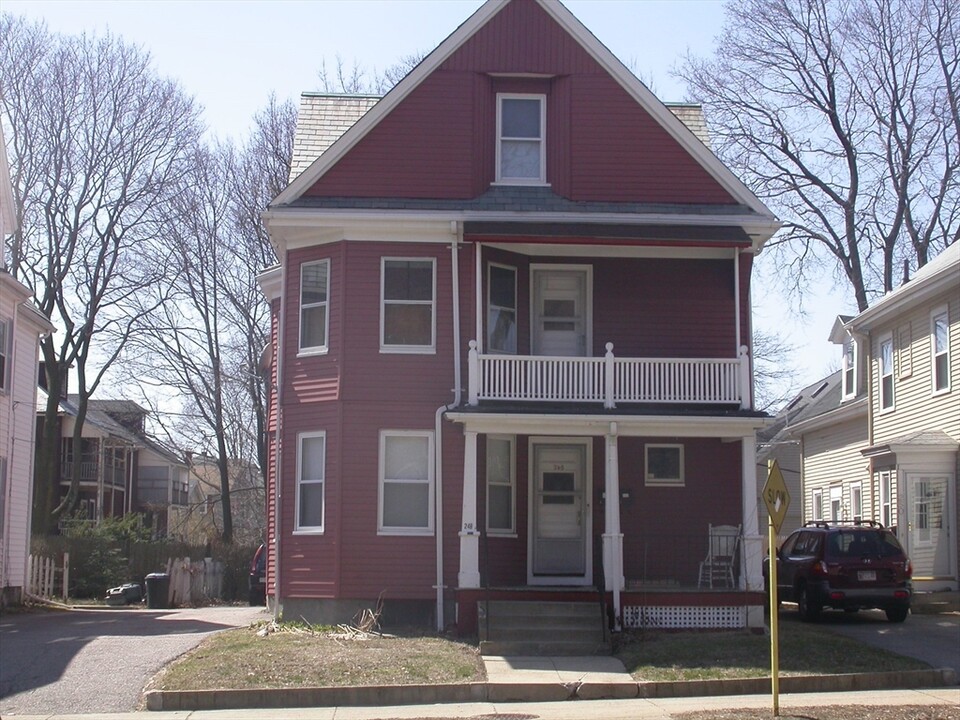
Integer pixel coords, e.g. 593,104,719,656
479,600,609,656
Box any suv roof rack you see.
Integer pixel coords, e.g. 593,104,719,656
803,519,884,529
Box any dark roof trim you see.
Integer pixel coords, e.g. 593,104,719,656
464,221,752,245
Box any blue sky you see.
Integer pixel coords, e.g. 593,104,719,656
3,0,852,393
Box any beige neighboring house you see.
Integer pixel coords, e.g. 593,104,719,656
179,455,265,545
791,243,959,591
1,123,55,606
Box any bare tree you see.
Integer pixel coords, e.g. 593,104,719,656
317,53,426,94
680,0,959,312
0,15,202,532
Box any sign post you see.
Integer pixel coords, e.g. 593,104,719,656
762,459,790,718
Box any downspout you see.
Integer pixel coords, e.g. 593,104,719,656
435,221,463,632
734,248,741,356
2,299,21,592
272,251,288,622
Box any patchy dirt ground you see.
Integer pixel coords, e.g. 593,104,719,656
675,705,960,720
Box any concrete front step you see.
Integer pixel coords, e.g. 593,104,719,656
480,599,609,656
479,639,611,656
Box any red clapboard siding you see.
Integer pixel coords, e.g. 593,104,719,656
569,74,734,204
305,71,477,199
617,437,742,584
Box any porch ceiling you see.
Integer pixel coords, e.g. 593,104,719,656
446,408,768,438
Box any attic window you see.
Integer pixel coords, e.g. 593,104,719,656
841,338,857,399
496,94,545,185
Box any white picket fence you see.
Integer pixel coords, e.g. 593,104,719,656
27,553,70,602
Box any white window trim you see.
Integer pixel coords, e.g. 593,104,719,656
299,259,330,355
380,257,436,354
850,481,863,521
487,263,518,355
495,93,547,186
378,430,435,536
294,431,326,534
931,305,950,395
879,334,895,412
644,443,685,487
879,471,893,528
812,489,823,522
529,263,593,357
485,435,516,536
0,317,11,393
841,337,857,400
829,485,843,522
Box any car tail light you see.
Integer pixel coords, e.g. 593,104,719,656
829,591,845,601
894,590,909,599
905,560,912,579
811,561,829,577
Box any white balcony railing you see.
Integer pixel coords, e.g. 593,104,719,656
468,341,751,409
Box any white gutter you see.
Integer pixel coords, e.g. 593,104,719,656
434,221,463,632
272,253,288,622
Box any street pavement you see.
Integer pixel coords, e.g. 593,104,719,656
795,607,960,676
0,605,266,716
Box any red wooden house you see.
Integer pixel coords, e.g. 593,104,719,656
260,0,779,642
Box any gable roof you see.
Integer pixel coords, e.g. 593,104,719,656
760,371,867,446
848,242,959,331
289,94,715,186
272,0,776,226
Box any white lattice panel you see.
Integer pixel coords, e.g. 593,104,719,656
623,605,747,629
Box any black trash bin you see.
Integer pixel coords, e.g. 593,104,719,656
144,573,170,609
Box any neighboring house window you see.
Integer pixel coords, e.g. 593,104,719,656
830,486,842,521
644,444,684,487
379,430,434,534
486,435,515,534
812,489,823,522
496,94,546,184
932,307,950,393
897,323,912,378
880,471,893,528
300,260,330,352
296,432,326,532
0,318,10,392
488,264,517,354
381,258,435,352
841,338,857,399
850,482,863,521
879,335,894,410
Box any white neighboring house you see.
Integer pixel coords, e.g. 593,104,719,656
1,123,55,607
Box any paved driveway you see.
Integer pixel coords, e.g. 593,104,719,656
0,605,265,715
788,607,960,678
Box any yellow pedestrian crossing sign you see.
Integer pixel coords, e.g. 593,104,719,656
762,459,790,534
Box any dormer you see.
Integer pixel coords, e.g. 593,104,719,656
829,315,858,400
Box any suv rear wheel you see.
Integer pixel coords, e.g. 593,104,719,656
885,606,909,623
798,584,821,621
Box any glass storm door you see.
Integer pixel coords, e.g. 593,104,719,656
532,269,587,357
907,475,951,579
532,444,586,576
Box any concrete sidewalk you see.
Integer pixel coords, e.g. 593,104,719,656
5,687,960,719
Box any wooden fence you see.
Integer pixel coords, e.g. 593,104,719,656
164,557,224,606
27,553,69,602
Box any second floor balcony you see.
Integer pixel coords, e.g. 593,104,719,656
467,342,751,409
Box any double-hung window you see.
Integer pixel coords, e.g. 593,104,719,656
841,338,856,399
486,436,515,535
379,431,434,535
879,335,894,410
932,307,950,393
296,432,326,532
300,260,330,353
497,94,546,184
0,319,10,392
487,264,517,354
812,489,823,522
381,258,435,352
850,482,863,521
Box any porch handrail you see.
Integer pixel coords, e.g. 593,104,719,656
468,341,750,408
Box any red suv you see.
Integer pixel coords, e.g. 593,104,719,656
772,520,912,622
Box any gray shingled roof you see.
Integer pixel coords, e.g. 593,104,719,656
288,93,712,185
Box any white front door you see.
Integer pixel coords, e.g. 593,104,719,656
531,443,588,580
532,268,588,357
905,475,952,580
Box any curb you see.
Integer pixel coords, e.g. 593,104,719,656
144,667,957,711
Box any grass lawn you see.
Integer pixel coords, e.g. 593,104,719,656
615,616,931,681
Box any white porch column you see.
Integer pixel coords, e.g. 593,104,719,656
603,424,624,630
741,434,762,592
458,430,481,588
